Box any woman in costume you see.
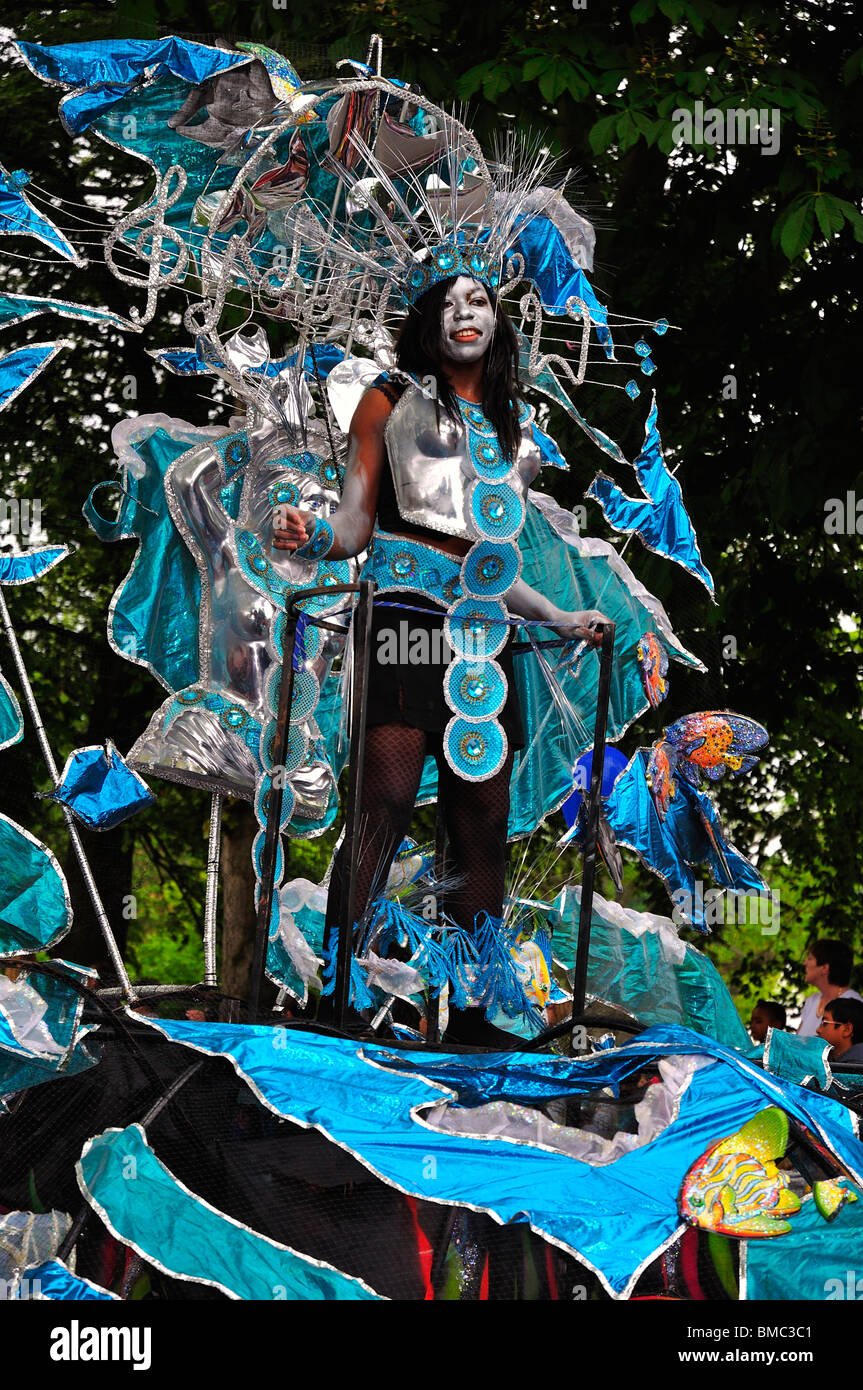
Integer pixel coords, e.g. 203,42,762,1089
274,261,607,1036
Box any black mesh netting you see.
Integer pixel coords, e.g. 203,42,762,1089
0,1001,739,1301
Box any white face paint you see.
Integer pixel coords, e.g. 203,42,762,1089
440,276,495,364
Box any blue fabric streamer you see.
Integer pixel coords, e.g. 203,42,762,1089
137,1017,863,1298
603,750,770,930
0,960,100,1105
51,742,155,830
0,815,71,956
587,394,715,596
17,38,251,135
744,1194,863,1301
531,422,568,470
0,343,70,414
78,1122,382,1300
0,164,82,264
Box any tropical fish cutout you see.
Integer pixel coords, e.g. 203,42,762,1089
813,1178,858,1222
234,41,319,120
0,164,84,265
646,738,677,820
637,631,669,709
665,711,768,788
680,1107,801,1238
587,394,714,596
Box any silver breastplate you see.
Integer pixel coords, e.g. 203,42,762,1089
383,384,541,540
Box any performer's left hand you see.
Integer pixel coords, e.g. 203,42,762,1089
555,610,610,647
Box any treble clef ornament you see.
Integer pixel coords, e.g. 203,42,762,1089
105,164,190,326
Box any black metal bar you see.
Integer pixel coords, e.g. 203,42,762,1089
247,580,369,1023
247,608,300,1025
426,798,447,1045
522,1009,643,1053
570,622,616,1054
333,578,376,1026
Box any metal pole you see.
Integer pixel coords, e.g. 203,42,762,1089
333,578,375,1026
570,622,616,1052
247,609,300,1024
426,797,447,1045
202,791,223,987
0,587,135,1000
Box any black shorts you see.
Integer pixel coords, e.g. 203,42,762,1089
365,596,525,749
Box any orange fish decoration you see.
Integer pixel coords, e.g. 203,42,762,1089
637,632,669,709
646,711,768,822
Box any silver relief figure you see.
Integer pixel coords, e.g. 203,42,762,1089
128,411,348,816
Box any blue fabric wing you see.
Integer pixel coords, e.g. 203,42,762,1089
587,394,714,597
0,292,128,332
0,165,83,264
78,1122,382,1300
512,216,613,355
0,343,70,414
0,545,68,586
16,37,251,135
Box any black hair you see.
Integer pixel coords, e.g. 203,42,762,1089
754,999,787,1029
395,276,522,461
823,997,863,1044
810,939,854,987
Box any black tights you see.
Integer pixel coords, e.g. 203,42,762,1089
325,722,514,944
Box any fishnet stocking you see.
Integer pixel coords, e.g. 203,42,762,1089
325,724,515,942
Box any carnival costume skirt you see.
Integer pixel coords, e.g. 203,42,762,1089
366,594,525,749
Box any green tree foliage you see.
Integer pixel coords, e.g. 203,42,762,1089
1,1,860,1013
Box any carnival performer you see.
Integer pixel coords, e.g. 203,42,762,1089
274,268,608,1038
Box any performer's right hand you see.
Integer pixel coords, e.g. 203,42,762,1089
272,504,314,551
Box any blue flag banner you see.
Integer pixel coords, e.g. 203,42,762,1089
78,1123,383,1300
588,395,714,596
51,741,155,830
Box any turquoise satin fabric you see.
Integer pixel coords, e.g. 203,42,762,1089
0,292,127,332
79,1122,382,1300
744,1193,863,1301
0,165,79,262
0,545,67,586
0,961,100,1106
550,886,752,1052
0,667,22,752
52,743,155,830
0,815,71,956
83,428,211,692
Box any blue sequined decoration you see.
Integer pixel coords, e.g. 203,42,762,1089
444,716,507,780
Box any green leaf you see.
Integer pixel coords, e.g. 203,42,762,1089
842,45,863,84
658,0,685,19
483,68,513,101
617,109,639,153
457,61,496,99
538,57,583,104
814,194,845,238
589,112,619,155
522,56,549,82
630,0,657,20
778,197,816,260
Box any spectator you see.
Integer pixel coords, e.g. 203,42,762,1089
797,940,863,1037
816,998,863,1063
749,1000,787,1044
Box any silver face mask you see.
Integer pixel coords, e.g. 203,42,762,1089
440,276,496,364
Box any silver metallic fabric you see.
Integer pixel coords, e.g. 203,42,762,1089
384,383,541,540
